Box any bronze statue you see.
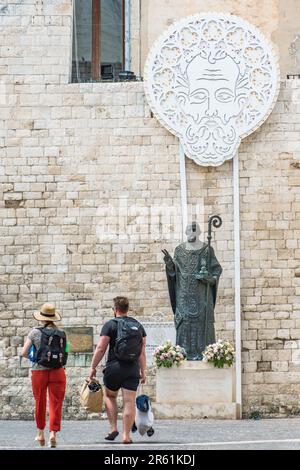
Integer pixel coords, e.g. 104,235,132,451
162,219,222,360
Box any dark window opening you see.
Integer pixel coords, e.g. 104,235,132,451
72,0,125,82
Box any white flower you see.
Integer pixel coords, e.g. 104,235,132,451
202,339,235,366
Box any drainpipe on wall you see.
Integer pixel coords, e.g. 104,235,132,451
138,0,141,79
125,0,131,71
233,153,242,419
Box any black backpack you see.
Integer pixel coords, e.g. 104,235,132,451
36,327,68,368
114,318,143,362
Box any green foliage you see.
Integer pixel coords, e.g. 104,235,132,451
249,409,262,420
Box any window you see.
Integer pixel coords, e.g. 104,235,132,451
72,0,125,82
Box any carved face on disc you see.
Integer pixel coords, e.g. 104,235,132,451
144,14,280,166
183,53,245,161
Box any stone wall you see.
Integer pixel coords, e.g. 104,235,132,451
138,0,300,80
239,82,300,417
1,1,300,419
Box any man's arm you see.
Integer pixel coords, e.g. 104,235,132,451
139,337,147,384
89,335,110,380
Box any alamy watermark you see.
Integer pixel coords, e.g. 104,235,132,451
95,199,205,243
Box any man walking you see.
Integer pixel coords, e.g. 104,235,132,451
89,296,147,444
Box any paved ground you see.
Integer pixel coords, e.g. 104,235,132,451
1,418,300,450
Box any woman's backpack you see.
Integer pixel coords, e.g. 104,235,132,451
36,327,68,368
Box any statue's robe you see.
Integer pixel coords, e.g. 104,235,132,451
166,243,222,360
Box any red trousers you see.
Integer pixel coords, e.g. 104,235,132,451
31,368,66,432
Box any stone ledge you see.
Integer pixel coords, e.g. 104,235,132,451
68,81,145,93
152,403,238,419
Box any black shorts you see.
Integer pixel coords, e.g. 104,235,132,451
103,360,140,392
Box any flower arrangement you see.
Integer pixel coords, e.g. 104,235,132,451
202,339,235,368
153,340,186,368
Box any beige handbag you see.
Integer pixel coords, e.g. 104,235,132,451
80,379,103,413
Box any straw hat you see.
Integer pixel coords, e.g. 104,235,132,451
33,303,61,322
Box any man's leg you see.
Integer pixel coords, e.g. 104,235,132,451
121,388,137,443
105,387,119,433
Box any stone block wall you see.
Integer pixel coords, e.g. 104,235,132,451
0,1,300,419
238,82,300,417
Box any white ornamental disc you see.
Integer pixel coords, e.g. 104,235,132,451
144,12,280,167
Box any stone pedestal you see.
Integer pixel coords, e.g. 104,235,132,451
152,361,237,419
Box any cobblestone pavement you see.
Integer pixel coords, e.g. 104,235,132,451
1,418,300,450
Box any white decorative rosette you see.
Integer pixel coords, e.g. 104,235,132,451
144,13,280,166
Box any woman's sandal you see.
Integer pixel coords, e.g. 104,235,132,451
48,437,57,448
104,430,119,441
35,436,45,447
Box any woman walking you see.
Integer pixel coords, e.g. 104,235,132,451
21,303,68,448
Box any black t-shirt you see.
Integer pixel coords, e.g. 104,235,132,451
101,316,147,365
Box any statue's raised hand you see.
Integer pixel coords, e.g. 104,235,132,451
162,249,173,264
